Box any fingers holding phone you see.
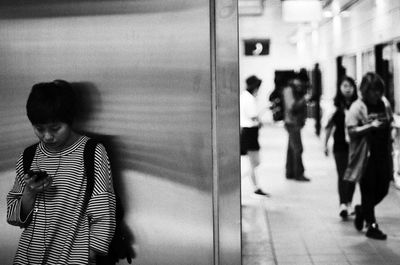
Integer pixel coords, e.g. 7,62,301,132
370,119,383,128
24,170,52,194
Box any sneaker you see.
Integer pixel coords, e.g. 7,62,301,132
366,223,387,240
254,188,270,197
339,204,348,220
354,205,364,231
295,176,310,182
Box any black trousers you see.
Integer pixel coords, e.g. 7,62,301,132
285,125,304,179
360,156,391,224
334,151,356,205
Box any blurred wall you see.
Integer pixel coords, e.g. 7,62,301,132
304,0,400,105
239,0,300,121
0,1,240,264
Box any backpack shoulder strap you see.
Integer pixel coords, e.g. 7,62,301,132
22,143,39,174
83,138,98,205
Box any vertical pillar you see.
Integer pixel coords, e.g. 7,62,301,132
211,0,241,264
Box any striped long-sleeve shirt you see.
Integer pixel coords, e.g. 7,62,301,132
7,136,116,265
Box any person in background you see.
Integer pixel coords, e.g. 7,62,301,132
283,72,310,182
344,72,393,240
324,76,358,220
240,75,269,196
7,80,116,264
311,63,322,136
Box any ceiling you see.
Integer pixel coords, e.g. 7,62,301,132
238,0,358,17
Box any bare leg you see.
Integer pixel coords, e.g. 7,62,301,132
247,151,269,196
247,150,260,188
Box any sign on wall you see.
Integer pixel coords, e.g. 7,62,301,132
244,39,270,56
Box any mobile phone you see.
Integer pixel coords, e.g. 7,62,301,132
377,114,387,122
28,170,49,181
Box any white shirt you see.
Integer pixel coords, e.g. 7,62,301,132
240,90,258,127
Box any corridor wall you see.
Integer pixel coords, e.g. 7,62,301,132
306,0,400,100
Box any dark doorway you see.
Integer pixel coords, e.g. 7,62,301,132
375,43,395,108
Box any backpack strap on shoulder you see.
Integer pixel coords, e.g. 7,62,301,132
83,138,98,206
23,143,39,174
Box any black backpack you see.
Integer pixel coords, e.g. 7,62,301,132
22,139,134,265
269,88,284,122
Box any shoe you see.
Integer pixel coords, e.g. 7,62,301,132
254,188,270,197
339,204,348,220
354,205,364,231
366,223,387,240
295,176,310,182
286,174,295,180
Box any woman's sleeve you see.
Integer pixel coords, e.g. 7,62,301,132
345,102,360,128
7,154,34,227
87,143,116,255
241,92,257,120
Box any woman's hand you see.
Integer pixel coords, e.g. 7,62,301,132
370,119,384,129
24,172,52,195
20,172,52,221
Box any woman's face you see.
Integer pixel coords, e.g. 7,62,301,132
33,122,73,151
340,80,355,99
364,88,382,105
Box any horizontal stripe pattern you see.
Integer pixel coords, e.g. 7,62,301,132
7,136,116,264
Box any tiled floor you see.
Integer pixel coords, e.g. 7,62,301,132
241,121,400,265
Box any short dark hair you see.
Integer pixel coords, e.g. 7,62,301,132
297,68,309,83
246,75,262,94
26,80,76,125
334,76,358,108
359,72,385,99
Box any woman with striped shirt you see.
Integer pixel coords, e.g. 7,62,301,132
7,80,116,264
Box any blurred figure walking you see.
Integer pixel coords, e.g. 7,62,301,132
240,75,269,196
324,76,358,220
344,72,393,240
311,63,322,136
283,72,310,182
